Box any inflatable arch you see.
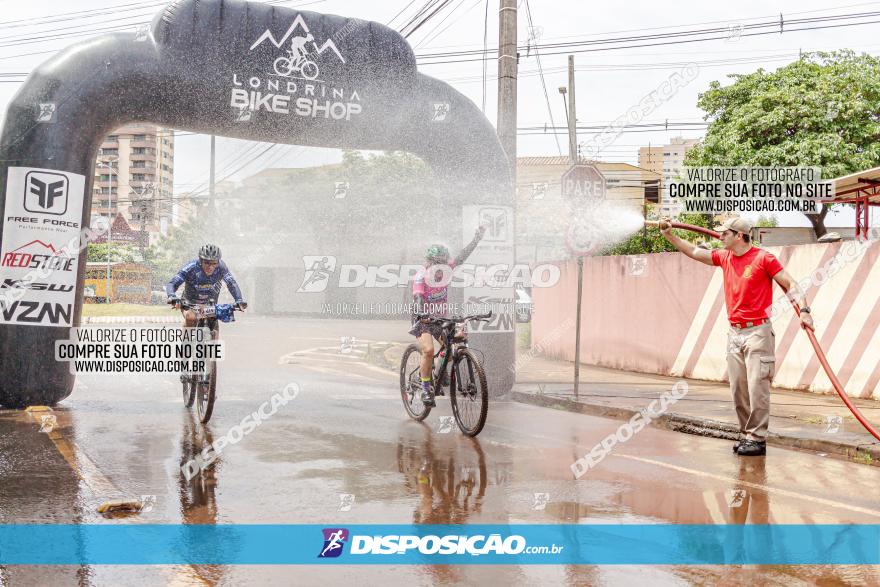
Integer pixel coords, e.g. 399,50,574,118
0,0,514,407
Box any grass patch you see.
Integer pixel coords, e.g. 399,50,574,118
81,303,173,317
849,449,874,465
517,323,531,351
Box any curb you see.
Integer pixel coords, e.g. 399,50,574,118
382,343,409,371
510,390,880,467
82,316,180,324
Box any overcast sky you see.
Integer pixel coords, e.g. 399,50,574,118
1,0,878,227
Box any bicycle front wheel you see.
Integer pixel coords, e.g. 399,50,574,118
300,60,319,80
196,360,217,424
400,344,431,421
450,348,488,436
182,375,195,408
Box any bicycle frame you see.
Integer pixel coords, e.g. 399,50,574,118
432,324,465,382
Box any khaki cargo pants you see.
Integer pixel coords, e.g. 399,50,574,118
727,322,775,442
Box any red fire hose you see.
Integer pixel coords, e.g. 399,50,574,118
646,220,880,442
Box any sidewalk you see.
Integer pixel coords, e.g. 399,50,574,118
513,355,880,465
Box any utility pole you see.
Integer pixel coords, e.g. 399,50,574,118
562,54,585,400
567,55,577,164
496,0,517,170
209,134,216,214
495,0,519,396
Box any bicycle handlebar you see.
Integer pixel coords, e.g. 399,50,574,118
416,312,493,325
172,300,244,310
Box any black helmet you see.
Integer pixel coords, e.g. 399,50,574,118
199,243,221,262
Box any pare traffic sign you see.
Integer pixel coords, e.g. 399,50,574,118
561,164,606,211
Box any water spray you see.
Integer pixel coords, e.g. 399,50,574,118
645,220,880,442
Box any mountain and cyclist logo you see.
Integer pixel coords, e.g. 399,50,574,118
249,14,346,81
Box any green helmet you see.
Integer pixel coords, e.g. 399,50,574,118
425,244,449,262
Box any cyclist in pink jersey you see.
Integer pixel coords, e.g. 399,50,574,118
410,225,487,406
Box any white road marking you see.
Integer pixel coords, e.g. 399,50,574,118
615,453,880,519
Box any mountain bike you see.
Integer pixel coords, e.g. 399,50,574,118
177,301,241,423
273,48,319,80
399,312,491,436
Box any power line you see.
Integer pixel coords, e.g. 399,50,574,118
418,9,880,59
414,9,880,64
398,0,441,37
0,1,165,30
480,0,488,113
0,0,324,52
406,1,880,52
415,0,482,48
404,0,456,39
525,0,562,156
387,0,421,28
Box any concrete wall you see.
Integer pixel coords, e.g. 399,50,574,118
532,241,880,399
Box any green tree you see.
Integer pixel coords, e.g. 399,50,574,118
601,210,716,255
686,50,880,237
148,151,437,282
755,214,779,228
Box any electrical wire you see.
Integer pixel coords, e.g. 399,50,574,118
525,0,562,156
480,0,488,113
404,0,455,39
415,10,880,64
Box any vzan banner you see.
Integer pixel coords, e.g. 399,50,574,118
0,168,85,327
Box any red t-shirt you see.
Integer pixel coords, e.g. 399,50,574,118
711,247,783,324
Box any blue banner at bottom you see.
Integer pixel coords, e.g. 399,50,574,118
0,524,878,565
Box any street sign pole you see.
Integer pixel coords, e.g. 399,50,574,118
562,163,605,402
574,255,584,400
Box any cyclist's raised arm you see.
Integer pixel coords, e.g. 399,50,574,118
453,225,488,265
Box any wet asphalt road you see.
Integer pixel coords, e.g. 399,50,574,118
2,316,880,586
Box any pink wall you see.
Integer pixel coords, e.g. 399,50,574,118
532,252,714,375
531,242,880,397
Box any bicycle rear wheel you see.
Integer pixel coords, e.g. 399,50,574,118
400,344,431,421
450,348,488,436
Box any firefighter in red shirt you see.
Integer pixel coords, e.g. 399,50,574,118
660,216,814,456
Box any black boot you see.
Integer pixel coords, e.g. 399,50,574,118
736,440,766,456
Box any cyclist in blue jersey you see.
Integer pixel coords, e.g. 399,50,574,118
165,244,247,327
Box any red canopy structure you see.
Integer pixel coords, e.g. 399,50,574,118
831,166,880,240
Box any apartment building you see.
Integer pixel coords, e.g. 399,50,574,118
638,137,699,202
93,124,175,245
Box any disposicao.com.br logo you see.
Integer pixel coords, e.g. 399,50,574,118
317,528,564,559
